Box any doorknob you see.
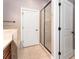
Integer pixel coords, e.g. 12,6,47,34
72,32,74,34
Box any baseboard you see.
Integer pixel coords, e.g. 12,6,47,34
23,43,40,48
20,40,40,48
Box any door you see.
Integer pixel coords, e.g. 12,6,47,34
60,1,74,59
21,9,39,47
45,3,51,52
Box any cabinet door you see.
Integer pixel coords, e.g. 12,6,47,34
3,44,11,59
40,9,45,45
6,53,11,59
45,3,51,52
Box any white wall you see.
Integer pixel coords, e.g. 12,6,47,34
3,0,52,33
3,0,21,29
3,0,50,29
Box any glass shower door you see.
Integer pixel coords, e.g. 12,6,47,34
45,3,51,52
40,2,51,53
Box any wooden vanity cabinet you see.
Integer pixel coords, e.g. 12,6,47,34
3,44,11,59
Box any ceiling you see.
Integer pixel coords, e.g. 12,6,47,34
21,0,50,10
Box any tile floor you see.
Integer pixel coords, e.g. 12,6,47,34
18,45,51,59
18,44,74,59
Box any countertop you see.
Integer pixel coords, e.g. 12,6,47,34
3,29,17,49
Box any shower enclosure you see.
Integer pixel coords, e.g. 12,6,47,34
40,1,51,53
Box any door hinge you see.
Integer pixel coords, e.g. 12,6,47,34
58,27,61,31
58,51,61,55
58,2,61,6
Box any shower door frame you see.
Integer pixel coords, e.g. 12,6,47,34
40,1,51,53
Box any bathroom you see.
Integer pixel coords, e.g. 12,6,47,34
3,0,75,59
